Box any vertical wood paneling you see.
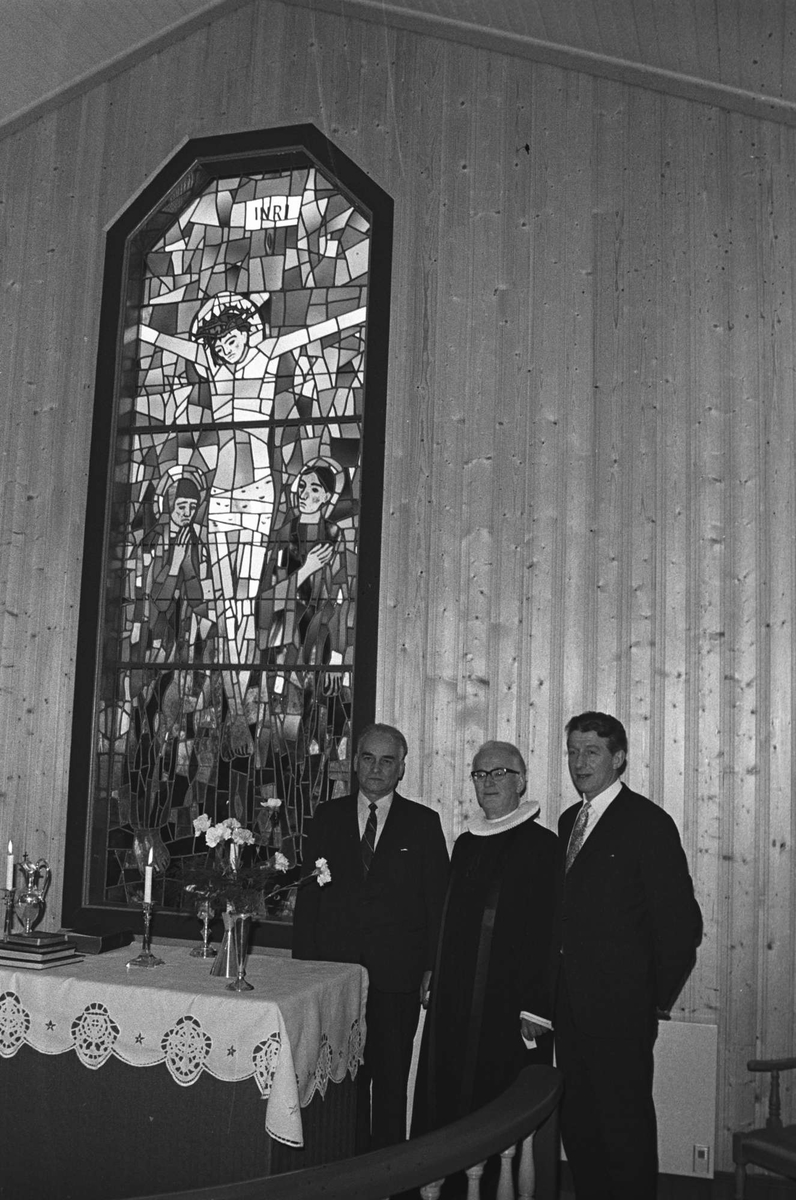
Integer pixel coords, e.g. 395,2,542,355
3,0,796,1168
551,70,595,761
657,95,691,859
492,70,535,753
624,90,664,791
723,111,766,1144
745,122,796,1125
591,80,627,726
688,107,731,1097
383,29,446,813
459,50,501,769
658,95,697,1017
5,115,63,855
524,68,572,805
417,44,471,837
528,69,597,804
0,130,37,810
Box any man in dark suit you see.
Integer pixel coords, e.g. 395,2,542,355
553,711,702,1200
292,722,450,1149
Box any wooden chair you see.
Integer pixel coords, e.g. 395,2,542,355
127,1063,562,1200
733,1055,796,1199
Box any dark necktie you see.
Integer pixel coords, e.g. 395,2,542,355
565,800,592,872
361,802,378,877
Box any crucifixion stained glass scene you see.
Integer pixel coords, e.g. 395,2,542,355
95,160,370,916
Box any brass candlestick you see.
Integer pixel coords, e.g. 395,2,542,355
189,897,217,959
3,888,15,938
127,902,165,969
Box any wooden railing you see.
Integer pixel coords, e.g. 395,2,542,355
130,1064,563,1200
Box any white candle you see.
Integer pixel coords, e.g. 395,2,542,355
5,841,13,891
144,846,153,904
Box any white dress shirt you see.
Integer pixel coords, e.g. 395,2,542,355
566,776,623,856
357,791,394,847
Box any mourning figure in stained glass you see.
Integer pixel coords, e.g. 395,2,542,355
124,465,217,876
136,291,365,761
257,458,348,670
117,465,214,873
128,466,216,669
253,457,353,863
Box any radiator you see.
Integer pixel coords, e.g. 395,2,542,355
654,1019,718,1177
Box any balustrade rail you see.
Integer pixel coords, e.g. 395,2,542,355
130,1064,563,1200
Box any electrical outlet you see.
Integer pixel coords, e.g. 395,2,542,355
692,1144,710,1176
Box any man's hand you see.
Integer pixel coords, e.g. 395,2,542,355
420,970,432,1009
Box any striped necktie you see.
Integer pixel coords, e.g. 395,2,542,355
565,800,592,872
361,802,378,877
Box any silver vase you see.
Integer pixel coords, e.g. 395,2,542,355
209,910,238,977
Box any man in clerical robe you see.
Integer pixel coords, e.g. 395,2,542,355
412,739,557,1135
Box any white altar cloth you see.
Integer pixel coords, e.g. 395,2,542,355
0,942,367,1147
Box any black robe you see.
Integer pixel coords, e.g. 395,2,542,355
412,811,557,1133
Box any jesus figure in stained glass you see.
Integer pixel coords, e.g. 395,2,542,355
135,290,365,758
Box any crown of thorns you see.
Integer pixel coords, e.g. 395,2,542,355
190,292,264,343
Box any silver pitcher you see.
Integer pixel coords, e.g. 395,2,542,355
15,855,51,935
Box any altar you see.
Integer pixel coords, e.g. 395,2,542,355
0,942,367,1199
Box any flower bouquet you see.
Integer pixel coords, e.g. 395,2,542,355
183,813,331,917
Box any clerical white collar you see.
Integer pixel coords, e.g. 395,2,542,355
466,799,540,837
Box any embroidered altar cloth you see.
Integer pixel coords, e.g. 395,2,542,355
0,943,367,1147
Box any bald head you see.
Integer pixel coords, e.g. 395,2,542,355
474,740,526,774
471,740,527,819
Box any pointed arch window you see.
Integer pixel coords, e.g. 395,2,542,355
64,128,392,942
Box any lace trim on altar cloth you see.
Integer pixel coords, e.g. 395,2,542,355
161,1014,214,1085
0,992,30,1055
253,1032,282,1098
347,1016,364,1077
72,1002,121,1068
0,992,364,1091
303,1018,364,1105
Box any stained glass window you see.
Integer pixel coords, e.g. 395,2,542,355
64,130,391,939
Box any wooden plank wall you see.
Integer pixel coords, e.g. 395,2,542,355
0,0,794,1170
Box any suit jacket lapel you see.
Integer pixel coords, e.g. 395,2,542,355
336,795,364,880
566,785,627,872
371,791,407,862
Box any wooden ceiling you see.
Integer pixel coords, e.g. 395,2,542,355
2,0,795,130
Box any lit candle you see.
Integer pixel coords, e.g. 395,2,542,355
144,846,153,904
5,842,13,891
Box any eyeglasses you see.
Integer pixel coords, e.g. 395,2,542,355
470,767,522,782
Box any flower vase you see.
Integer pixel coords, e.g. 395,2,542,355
227,912,254,991
209,908,239,978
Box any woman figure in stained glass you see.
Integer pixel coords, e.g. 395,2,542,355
126,465,217,875
255,459,349,839
136,291,365,759
130,471,215,667
257,458,347,670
